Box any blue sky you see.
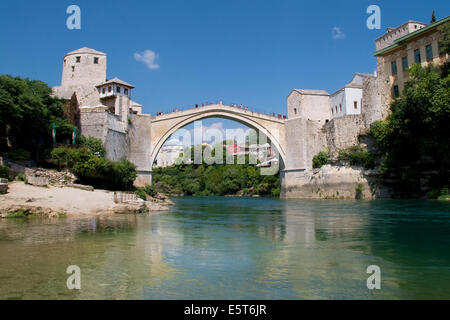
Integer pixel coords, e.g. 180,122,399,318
1,0,448,128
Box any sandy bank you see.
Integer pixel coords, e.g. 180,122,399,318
0,182,172,218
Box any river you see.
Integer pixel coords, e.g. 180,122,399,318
0,197,450,300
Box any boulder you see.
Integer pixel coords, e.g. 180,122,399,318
0,178,8,194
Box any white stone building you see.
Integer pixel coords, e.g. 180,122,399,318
288,73,375,122
330,73,373,119
154,138,185,168
53,47,143,120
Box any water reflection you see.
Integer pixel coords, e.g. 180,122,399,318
0,198,449,299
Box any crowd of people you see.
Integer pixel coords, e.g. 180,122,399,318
154,101,287,119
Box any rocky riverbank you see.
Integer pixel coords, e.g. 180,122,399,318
0,182,174,219
281,165,391,199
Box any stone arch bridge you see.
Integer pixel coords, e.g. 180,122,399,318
128,104,287,185
81,103,320,195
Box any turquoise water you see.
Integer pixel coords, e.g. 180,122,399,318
0,197,450,300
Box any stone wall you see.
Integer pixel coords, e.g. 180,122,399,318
284,118,327,170
105,129,128,161
79,107,109,141
324,115,366,159
287,90,331,123
128,114,153,186
281,165,390,199
361,76,386,127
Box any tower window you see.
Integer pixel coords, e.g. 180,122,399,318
335,106,338,113
76,56,81,63
94,57,99,64
402,57,408,71
426,44,433,61
354,101,358,109
108,86,112,92
72,66,75,72
117,86,121,93
414,49,421,63
393,85,400,98
294,108,297,115
339,104,342,112
391,61,397,75
124,88,129,95
102,88,106,94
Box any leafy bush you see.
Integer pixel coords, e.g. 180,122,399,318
0,75,74,157
49,146,136,190
369,121,390,152
0,165,10,179
153,157,280,197
135,188,147,201
6,149,31,161
312,152,329,169
77,136,106,157
369,60,450,194
355,184,364,200
338,146,375,169
143,185,157,197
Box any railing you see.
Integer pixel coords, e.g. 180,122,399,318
151,101,287,120
114,191,140,203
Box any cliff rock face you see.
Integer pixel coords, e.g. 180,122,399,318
281,165,390,199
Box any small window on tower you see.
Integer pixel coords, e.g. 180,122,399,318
76,56,81,63
94,57,99,64
124,88,129,95
294,108,297,115
339,104,342,112
393,85,400,98
108,86,112,93
117,86,121,93
354,101,358,109
102,88,106,94
72,66,75,72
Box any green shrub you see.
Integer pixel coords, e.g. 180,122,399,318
49,145,137,190
16,173,25,182
369,121,390,152
144,184,157,197
427,189,440,199
6,149,31,162
108,160,137,189
312,152,329,169
0,165,10,179
355,184,364,200
339,146,375,169
77,136,106,157
135,188,147,201
6,210,30,219
271,186,281,198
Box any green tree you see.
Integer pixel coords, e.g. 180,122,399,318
431,11,437,23
0,75,74,158
370,62,450,193
312,152,329,169
438,21,450,59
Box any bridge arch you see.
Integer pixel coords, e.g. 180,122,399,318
150,105,286,168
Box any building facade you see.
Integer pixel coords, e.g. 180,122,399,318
374,16,449,104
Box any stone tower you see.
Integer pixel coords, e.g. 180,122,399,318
53,47,107,107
